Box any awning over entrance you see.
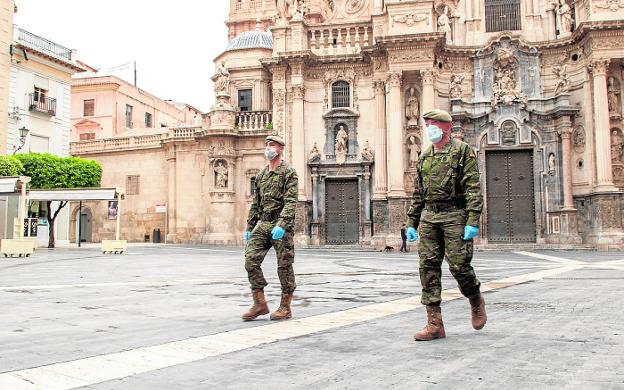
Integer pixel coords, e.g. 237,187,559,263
27,188,120,201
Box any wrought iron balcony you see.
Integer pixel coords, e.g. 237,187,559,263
29,93,56,116
16,27,74,61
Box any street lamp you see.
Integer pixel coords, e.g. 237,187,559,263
13,126,29,155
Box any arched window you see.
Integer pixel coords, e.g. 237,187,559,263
485,0,521,32
332,81,350,108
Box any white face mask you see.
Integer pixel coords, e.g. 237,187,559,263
264,147,279,160
427,125,444,144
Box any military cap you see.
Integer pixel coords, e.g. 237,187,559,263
265,134,285,146
423,109,453,123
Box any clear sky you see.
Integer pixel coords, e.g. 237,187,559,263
14,1,230,112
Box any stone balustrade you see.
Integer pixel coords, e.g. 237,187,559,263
236,111,272,131
168,126,201,138
308,24,372,56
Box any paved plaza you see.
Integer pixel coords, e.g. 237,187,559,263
0,245,623,389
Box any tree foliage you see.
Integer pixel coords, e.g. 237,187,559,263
14,153,102,189
0,156,25,176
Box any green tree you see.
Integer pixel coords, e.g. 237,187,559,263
14,153,102,248
0,156,24,176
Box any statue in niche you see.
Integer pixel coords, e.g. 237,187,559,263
292,0,307,20
335,125,348,164
449,73,464,99
492,47,524,107
405,87,420,126
276,0,294,20
611,130,624,163
408,135,421,167
214,160,229,188
309,142,321,162
437,6,452,44
553,64,570,95
361,140,374,162
548,153,556,175
557,0,574,35
608,77,620,114
214,61,230,94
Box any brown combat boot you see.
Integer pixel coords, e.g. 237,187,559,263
241,289,269,321
414,305,446,341
270,293,293,320
469,293,487,330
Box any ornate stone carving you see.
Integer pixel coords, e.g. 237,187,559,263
449,73,464,99
611,129,624,163
373,80,385,94
491,48,526,107
553,64,570,95
213,61,230,95
361,140,374,161
573,125,586,153
345,0,367,14
208,141,236,157
273,89,286,136
608,77,621,114
595,0,624,11
437,6,452,44
291,85,305,99
407,135,421,167
386,72,402,88
324,68,359,111
214,160,229,188
335,125,348,164
557,0,574,36
405,87,420,126
309,142,321,162
588,59,610,76
390,50,435,63
420,69,434,85
500,121,518,146
392,13,428,27
548,153,556,175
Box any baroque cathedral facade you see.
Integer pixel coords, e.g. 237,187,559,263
73,0,624,249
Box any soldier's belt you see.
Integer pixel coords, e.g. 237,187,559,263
259,210,281,222
424,202,463,213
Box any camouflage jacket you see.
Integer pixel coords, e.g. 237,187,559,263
246,161,298,231
406,138,483,229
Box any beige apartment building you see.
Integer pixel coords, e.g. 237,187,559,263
72,0,624,249
0,0,15,154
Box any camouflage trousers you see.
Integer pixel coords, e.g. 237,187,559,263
417,209,481,305
244,221,296,293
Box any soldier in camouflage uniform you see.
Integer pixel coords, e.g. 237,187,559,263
241,134,299,321
406,109,487,341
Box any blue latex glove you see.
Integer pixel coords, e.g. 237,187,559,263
463,226,479,240
271,226,286,240
243,231,251,241
407,227,418,242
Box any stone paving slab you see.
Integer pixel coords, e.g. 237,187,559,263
0,246,622,389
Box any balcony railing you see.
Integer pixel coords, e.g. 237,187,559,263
236,111,272,131
308,24,372,56
168,126,202,138
16,27,73,61
29,93,56,116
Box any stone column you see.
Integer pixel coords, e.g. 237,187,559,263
589,59,617,193
166,145,177,242
559,127,576,210
386,72,405,198
372,80,388,199
420,69,435,149
291,85,306,200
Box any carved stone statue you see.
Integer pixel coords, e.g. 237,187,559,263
361,140,374,161
309,142,321,162
214,61,230,94
408,135,421,167
611,130,623,163
573,126,586,152
557,0,574,35
276,0,293,20
608,77,620,114
405,87,420,126
335,125,348,164
438,6,452,44
548,153,556,175
214,161,228,188
449,74,464,99
492,47,524,107
553,64,570,95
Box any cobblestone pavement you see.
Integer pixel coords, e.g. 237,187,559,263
0,245,622,389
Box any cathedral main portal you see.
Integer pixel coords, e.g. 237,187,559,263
324,179,360,245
